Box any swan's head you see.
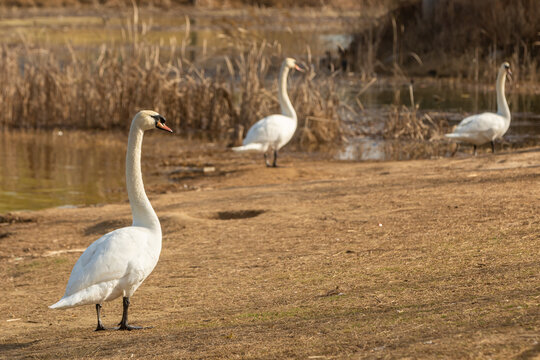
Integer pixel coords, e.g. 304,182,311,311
500,62,512,80
134,110,173,133
284,57,305,72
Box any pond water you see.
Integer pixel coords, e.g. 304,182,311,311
0,130,127,213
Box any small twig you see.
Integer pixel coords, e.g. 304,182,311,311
408,80,415,110
305,116,332,122
356,77,377,97
42,248,86,257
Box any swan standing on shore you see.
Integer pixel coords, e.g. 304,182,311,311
49,110,173,331
445,62,512,155
232,57,304,167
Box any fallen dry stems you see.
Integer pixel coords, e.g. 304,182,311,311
383,105,449,142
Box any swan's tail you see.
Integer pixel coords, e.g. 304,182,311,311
49,286,102,309
49,297,73,309
444,133,468,141
231,143,265,152
49,294,93,309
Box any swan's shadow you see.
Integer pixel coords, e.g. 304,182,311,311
516,342,540,359
0,340,40,352
84,219,130,236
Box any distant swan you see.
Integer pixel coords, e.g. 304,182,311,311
445,62,512,155
232,57,304,167
49,110,173,331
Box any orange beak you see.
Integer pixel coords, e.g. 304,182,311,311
156,122,173,133
295,64,305,72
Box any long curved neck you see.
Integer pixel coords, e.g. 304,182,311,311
496,69,511,124
126,123,160,230
278,63,297,121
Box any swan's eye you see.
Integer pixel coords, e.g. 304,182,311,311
151,114,166,125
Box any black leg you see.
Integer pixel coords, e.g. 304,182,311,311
118,297,145,331
491,141,495,153
95,304,107,331
272,150,278,167
264,153,271,167
473,145,477,156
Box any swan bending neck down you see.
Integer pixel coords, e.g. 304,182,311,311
445,62,512,156
49,110,173,331
232,57,304,167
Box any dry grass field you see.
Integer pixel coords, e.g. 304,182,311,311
1,139,539,359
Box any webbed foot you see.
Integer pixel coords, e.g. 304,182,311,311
95,323,108,331
116,324,152,331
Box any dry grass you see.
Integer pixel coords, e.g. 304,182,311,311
380,105,452,159
383,106,448,142
1,146,539,358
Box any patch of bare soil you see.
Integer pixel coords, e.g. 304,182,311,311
0,146,539,359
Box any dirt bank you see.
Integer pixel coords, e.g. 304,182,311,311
0,146,539,359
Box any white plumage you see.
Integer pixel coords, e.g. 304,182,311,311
233,57,303,167
445,113,506,146
445,62,512,155
239,114,297,152
49,227,158,309
50,110,173,331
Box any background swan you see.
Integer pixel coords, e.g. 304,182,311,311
445,62,512,155
232,57,304,167
49,110,173,331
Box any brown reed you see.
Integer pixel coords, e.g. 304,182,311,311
383,105,449,142
0,10,342,150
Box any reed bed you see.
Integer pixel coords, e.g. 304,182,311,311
0,12,341,150
383,106,448,142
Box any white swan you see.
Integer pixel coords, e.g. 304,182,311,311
232,57,304,167
49,110,173,331
445,62,512,155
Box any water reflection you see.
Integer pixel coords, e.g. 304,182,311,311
354,80,540,116
0,130,126,212
338,138,385,161
337,138,456,161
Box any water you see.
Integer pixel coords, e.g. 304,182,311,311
0,130,126,212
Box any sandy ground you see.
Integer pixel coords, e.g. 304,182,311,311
0,143,539,359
